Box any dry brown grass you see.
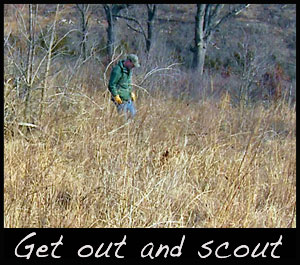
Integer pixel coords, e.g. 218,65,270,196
4,89,296,228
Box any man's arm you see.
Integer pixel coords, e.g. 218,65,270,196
108,66,121,97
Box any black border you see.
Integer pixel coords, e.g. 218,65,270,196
2,228,298,264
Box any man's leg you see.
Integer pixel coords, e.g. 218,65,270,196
126,100,136,119
116,100,136,120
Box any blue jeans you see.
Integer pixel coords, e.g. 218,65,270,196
115,100,136,120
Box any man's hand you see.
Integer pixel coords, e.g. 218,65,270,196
114,95,122,104
131,92,136,102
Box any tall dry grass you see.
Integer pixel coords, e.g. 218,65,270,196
4,88,296,228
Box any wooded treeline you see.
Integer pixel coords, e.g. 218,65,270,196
4,4,296,126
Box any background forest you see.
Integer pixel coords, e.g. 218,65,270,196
4,4,296,228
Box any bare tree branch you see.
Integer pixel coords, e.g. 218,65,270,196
209,4,250,35
113,14,147,41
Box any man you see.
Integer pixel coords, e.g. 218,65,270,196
108,54,140,120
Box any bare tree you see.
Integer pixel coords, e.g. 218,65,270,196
24,4,38,121
146,4,156,53
112,4,157,55
191,4,250,74
103,4,130,59
229,25,272,104
76,4,90,60
26,4,36,89
39,4,60,120
5,4,67,127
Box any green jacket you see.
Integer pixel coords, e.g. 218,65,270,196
108,60,133,102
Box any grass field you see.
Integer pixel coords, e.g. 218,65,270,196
4,89,296,228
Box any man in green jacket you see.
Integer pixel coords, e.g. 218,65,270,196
108,54,140,119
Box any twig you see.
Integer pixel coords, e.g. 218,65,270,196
131,83,151,95
107,121,130,135
72,92,104,110
147,221,182,228
18,122,38,128
139,63,182,86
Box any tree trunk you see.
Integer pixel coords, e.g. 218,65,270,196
192,4,206,73
39,4,59,121
24,4,37,121
103,4,129,59
103,5,116,59
76,4,89,61
191,4,249,75
146,4,156,53
26,4,34,86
